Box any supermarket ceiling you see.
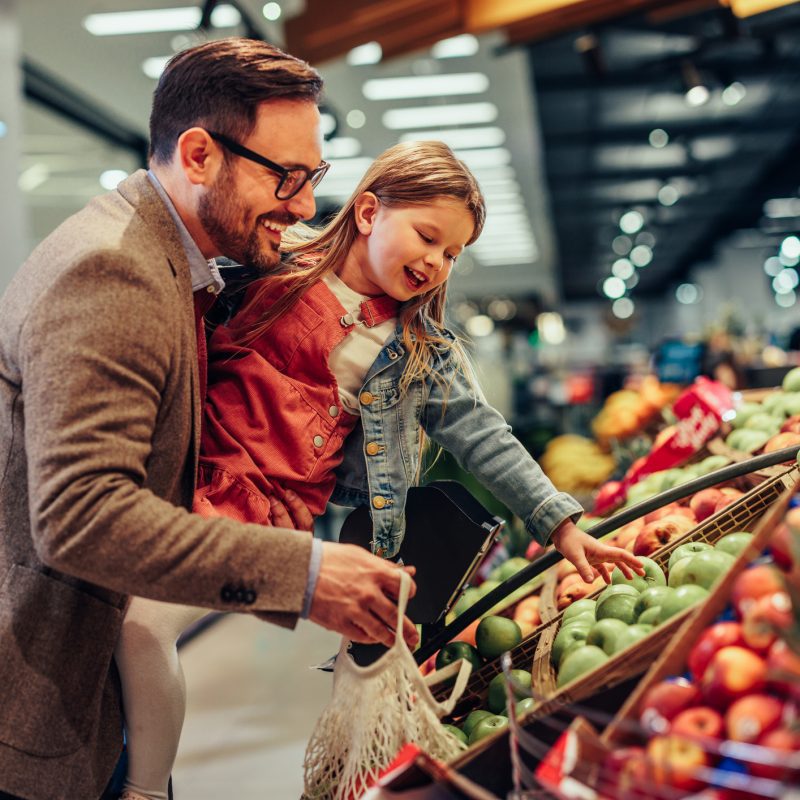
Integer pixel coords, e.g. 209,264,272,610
14,0,800,305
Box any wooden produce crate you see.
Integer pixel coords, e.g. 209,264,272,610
601,467,799,750
441,465,799,765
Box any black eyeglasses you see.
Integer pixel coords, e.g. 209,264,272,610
208,131,330,200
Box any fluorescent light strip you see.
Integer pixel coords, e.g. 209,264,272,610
363,73,489,101
313,180,360,198
399,126,505,150
84,5,240,36
142,56,171,80
322,137,362,159
325,157,373,177
454,147,511,169
431,34,479,59
347,41,382,66
382,102,498,130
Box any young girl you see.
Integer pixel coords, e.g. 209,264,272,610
117,141,641,800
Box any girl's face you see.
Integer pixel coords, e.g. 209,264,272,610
339,194,475,300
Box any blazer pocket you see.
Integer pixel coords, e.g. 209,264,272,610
0,564,122,756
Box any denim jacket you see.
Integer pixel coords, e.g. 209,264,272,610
331,321,583,557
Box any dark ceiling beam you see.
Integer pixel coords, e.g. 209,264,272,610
22,59,149,166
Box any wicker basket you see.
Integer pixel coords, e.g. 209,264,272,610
442,464,799,762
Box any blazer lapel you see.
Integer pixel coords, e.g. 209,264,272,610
116,170,202,485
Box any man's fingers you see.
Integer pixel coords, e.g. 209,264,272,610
282,489,314,531
596,562,612,584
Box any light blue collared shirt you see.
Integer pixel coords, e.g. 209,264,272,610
145,171,321,618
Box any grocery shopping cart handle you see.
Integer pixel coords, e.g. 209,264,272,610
413,444,800,665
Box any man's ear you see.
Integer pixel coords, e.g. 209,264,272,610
354,192,380,235
176,128,220,186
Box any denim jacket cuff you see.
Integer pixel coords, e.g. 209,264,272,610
525,492,584,546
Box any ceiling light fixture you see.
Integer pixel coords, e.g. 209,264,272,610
619,210,644,234
721,81,746,106
262,2,281,21
322,137,362,159
780,235,800,260
347,41,382,66
676,283,701,304
382,102,498,130
142,56,171,80
682,62,710,107
363,73,489,101
399,126,505,150
630,244,653,267
99,170,129,190
453,147,511,169
612,297,635,319
649,128,669,148
602,276,626,299
776,290,797,308
83,5,240,36
346,109,366,129
0,121,7,138
611,258,634,280
658,184,680,206
431,34,479,59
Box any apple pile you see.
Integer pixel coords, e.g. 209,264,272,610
602,508,800,798
553,533,751,690
724,367,800,455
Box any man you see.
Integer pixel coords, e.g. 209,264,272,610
0,38,416,800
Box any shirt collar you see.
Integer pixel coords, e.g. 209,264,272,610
146,170,225,295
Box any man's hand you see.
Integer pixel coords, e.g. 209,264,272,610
268,488,314,531
551,520,644,584
308,542,419,649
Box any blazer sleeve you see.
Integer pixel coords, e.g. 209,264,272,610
19,249,311,624
420,353,583,546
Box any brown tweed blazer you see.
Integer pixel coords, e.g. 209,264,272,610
0,170,313,799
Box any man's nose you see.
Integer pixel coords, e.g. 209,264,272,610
286,180,316,221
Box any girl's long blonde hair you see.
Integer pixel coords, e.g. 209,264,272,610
230,140,486,396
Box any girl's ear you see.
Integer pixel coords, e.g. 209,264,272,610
354,192,380,235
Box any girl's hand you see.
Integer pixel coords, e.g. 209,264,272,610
550,520,644,585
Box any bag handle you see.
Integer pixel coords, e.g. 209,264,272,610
422,656,473,715
394,569,412,647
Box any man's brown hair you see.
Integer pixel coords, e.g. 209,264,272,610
149,37,323,164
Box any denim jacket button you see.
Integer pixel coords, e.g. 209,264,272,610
313,435,324,447
359,391,374,406
365,441,381,456
372,495,387,509
328,405,339,418
388,350,398,360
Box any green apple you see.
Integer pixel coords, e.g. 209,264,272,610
468,714,509,745
730,402,763,429
586,618,630,655
610,568,648,592
562,598,597,622
561,611,596,629
668,550,736,590
668,542,714,573
489,557,530,583
452,587,481,617
557,645,609,688
610,624,653,655
597,584,640,604
552,624,592,666
658,584,709,623
782,366,800,393
475,579,501,598
744,412,783,435
762,392,786,416
558,637,588,668
693,455,732,475
636,606,663,626
461,709,493,737
714,531,753,557
442,723,468,744
636,556,667,587
634,585,674,619
779,392,800,417
596,586,640,624
515,697,536,718
487,669,531,714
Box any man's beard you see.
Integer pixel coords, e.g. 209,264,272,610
198,164,287,274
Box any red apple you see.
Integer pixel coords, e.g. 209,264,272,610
766,639,800,701
764,431,800,455
671,705,725,742
525,539,543,560
633,515,696,557
607,518,645,551
556,558,579,582
645,503,696,524
701,646,767,708
781,414,800,435
646,734,710,792
769,522,794,571
724,693,784,743
741,591,792,652
714,488,744,514
690,488,726,522
596,746,650,799
731,564,784,618
687,622,747,682
639,678,702,734
748,728,800,781
555,574,604,610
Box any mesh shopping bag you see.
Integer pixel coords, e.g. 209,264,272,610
303,571,473,800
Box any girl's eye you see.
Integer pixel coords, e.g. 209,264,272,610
418,231,433,244
446,253,457,263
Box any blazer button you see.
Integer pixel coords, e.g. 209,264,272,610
313,435,325,447
372,495,387,510
235,588,246,603
365,441,381,456
220,585,234,603
359,391,374,406
328,405,340,418
244,589,257,605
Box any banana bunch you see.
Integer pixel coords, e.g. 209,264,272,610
540,435,616,494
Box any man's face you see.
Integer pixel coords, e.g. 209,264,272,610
198,99,323,272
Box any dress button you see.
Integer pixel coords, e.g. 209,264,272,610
359,391,374,406
388,350,398,360
372,496,386,510
329,405,339,418
313,435,325,447
365,441,380,456
206,284,216,294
